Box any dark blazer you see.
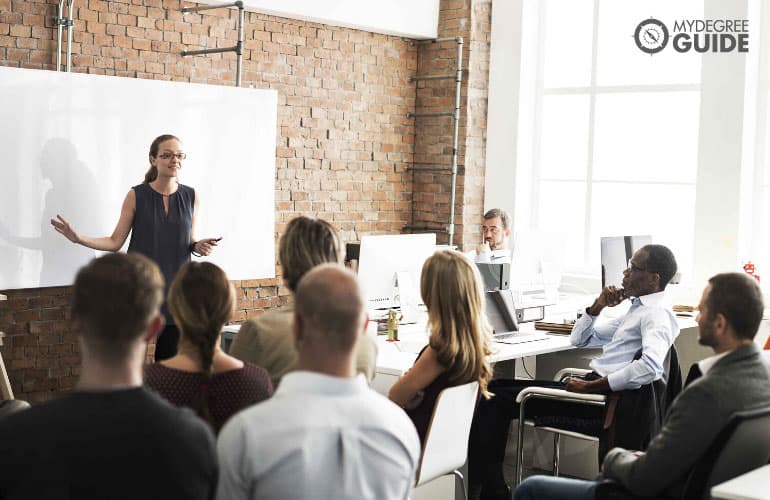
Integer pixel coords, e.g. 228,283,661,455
602,343,770,499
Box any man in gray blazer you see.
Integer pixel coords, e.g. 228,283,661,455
513,272,770,500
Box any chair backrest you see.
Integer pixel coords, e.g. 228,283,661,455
415,381,479,487
682,406,770,500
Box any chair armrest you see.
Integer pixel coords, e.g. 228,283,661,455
554,367,594,382
515,386,607,404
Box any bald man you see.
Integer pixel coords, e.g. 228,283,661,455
217,264,420,500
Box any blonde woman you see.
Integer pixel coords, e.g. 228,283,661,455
388,249,493,445
229,216,378,388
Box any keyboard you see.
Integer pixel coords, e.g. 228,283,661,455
492,332,550,345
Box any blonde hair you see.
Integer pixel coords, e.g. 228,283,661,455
279,216,342,292
420,250,493,398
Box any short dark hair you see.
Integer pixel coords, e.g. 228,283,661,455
279,216,342,292
72,253,164,362
483,208,511,231
706,273,764,341
641,244,677,289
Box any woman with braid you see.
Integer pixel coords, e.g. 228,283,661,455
145,262,273,433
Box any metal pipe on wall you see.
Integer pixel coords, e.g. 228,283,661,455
66,0,75,72
181,1,245,87
404,37,464,247
55,0,64,72
447,37,463,248
54,0,75,72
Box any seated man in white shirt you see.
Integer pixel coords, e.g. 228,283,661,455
469,244,680,500
216,264,420,500
514,272,770,500
468,208,512,263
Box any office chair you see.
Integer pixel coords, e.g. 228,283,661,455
414,381,480,500
594,405,770,500
514,347,681,485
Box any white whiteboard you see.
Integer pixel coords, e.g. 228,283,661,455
0,66,277,289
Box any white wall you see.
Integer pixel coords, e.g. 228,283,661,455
193,0,440,39
0,67,277,289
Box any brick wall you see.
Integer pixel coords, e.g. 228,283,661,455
409,0,491,248
0,0,490,403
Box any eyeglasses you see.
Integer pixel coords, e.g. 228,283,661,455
482,226,501,235
627,259,647,273
157,152,186,160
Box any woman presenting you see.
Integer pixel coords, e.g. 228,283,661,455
51,134,220,360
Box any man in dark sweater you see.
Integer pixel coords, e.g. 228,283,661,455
0,253,217,500
513,272,770,500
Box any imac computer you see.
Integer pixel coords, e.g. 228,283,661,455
358,233,436,310
600,235,652,288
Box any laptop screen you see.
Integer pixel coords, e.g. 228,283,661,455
485,289,519,334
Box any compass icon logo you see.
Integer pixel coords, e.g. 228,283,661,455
634,18,669,54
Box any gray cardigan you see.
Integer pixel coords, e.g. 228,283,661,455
603,343,770,498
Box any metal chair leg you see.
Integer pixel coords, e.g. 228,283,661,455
452,469,468,500
552,432,561,476
515,395,530,485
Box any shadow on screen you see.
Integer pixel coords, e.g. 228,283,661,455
0,138,99,288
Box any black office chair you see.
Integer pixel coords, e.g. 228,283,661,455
595,405,770,500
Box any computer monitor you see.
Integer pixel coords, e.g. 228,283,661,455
476,262,510,291
600,235,652,288
358,233,437,309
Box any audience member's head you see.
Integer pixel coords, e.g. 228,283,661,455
698,272,764,346
623,244,677,297
640,244,678,290
420,250,493,397
482,208,511,250
293,264,366,372
71,253,164,363
168,262,235,368
279,216,342,292
166,261,235,430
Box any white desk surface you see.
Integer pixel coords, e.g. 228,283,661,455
372,319,574,376
711,464,770,500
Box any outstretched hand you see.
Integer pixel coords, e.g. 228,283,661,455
193,237,220,256
50,214,81,244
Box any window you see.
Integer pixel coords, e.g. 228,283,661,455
514,0,703,279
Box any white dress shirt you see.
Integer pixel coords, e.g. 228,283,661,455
465,247,511,263
216,371,420,500
570,291,680,391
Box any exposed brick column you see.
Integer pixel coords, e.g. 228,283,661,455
410,0,491,249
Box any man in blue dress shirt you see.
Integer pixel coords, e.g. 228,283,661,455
513,272,770,500
470,244,680,500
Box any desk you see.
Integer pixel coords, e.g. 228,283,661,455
711,464,770,500
371,318,574,395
